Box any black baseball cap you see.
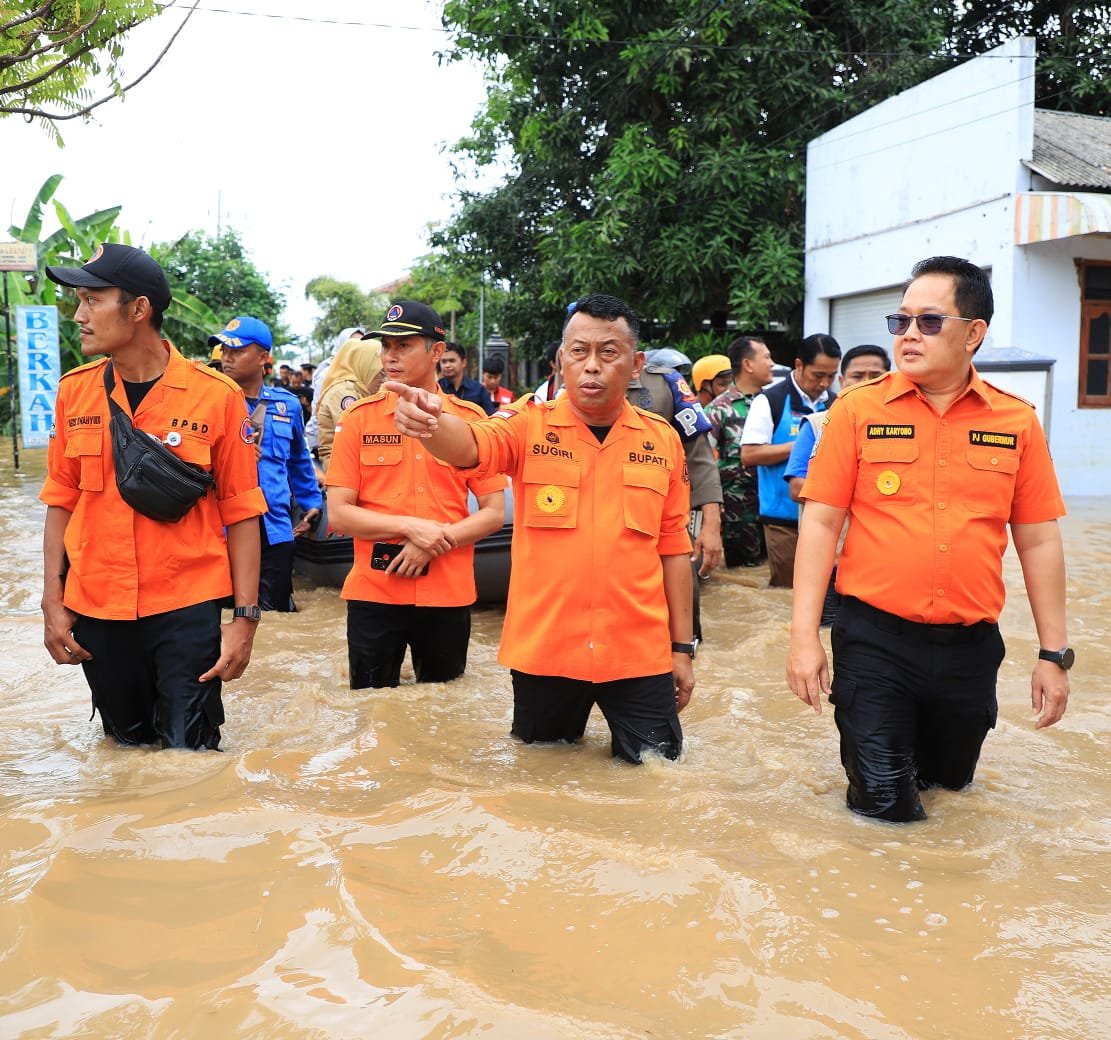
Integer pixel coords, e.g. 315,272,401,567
364,300,446,341
46,243,172,313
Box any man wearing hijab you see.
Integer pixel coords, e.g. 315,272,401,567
315,336,385,470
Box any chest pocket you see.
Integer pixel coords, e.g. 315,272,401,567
963,446,1019,518
65,431,104,492
268,417,293,459
859,441,919,505
521,457,580,529
166,431,213,469
358,443,405,501
623,463,670,536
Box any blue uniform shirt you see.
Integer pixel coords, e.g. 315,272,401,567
439,375,496,415
246,385,323,545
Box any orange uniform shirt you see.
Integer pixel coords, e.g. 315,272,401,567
40,346,267,620
326,391,506,607
469,396,692,682
802,367,1065,625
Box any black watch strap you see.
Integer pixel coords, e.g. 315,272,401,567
1038,646,1074,670
671,640,697,658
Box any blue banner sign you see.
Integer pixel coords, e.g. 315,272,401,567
17,306,61,449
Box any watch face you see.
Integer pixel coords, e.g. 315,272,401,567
1061,647,1075,669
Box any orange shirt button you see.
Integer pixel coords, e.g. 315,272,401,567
415,453,423,460
937,588,945,596
939,544,948,552
377,455,385,462
417,486,425,493
938,459,947,467
937,502,946,510
991,457,999,466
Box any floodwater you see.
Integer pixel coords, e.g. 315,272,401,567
1,448,1108,1040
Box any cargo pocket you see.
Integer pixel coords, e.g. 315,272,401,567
521,457,579,529
963,447,1019,518
622,463,669,536
170,432,213,469
66,431,105,492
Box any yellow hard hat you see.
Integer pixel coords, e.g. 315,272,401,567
210,344,223,362
692,354,731,390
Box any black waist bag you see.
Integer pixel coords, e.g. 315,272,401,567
104,363,216,522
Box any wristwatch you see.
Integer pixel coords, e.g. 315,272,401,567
671,639,699,659
233,604,262,622
1038,646,1074,670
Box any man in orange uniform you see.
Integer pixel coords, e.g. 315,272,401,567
390,293,695,763
40,244,266,750
326,301,505,689
788,256,1071,821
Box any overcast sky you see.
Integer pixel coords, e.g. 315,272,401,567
0,0,491,342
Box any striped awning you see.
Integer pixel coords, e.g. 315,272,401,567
1015,191,1111,244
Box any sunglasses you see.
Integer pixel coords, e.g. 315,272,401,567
885,313,974,336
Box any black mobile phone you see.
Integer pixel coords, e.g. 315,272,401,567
371,542,429,576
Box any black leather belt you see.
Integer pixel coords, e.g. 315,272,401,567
841,596,997,645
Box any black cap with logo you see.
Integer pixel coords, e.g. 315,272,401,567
46,243,172,313
364,300,446,341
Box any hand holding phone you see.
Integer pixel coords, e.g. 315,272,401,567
371,542,429,577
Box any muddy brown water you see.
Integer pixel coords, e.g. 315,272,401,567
1,449,1107,1039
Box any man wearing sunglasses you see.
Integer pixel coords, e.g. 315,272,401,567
787,256,1071,823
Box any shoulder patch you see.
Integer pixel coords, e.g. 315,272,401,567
339,394,357,411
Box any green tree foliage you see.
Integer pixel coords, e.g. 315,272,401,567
152,229,290,356
403,251,509,351
949,2,1110,115
0,1,192,139
438,1,1109,354
304,276,387,355
439,1,957,352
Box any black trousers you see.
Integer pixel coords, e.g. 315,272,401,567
259,522,297,612
346,600,471,689
510,670,682,764
73,600,224,750
830,597,1003,822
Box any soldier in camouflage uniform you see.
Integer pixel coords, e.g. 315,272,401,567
705,336,776,567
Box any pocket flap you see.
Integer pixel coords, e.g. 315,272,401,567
64,431,103,458
966,447,1019,475
522,457,580,487
622,463,669,495
861,441,919,464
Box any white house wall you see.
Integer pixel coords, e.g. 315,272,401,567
805,36,1109,496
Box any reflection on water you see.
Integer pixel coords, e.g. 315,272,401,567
1,449,1108,1039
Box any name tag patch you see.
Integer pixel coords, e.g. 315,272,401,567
362,434,401,445
969,430,1017,449
867,424,915,439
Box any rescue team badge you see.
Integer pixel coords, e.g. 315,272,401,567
642,440,655,452
240,418,255,444
90,244,104,262
536,485,565,513
276,401,287,416
340,395,357,411
969,430,1017,449
546,431,560,443
387,304,404,321
867,424,915,438
226,318,241,331
876,470,901,495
